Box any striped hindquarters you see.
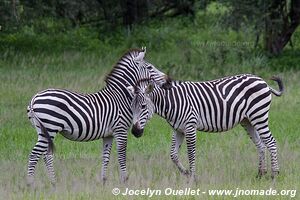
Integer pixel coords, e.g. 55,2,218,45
28,88,119,141
186,74,273,132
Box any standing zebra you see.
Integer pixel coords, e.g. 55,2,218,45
26,48,172,186
127,74,284,180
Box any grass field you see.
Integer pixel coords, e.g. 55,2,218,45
0,51,299,200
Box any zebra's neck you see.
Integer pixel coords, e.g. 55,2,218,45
104,57,139,101
104,79,132,101
150,88,169,119
105,51,143,89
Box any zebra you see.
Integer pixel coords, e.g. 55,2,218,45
127,74,284,180
26,48,172,186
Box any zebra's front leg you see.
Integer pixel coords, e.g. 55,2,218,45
100,137,113,184
185,127,197,182
170,131,187,175
115,133,128,183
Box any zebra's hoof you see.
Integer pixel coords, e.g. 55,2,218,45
26,176,34,188
185,173,197,185
183,169,191,176
256,169,267,179
50,182,56,192
102,177,107,185
120,175,129,184
96,175,106,186
271,171,279,180
50,181,56,188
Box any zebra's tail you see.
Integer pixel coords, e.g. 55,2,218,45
28,98,54,154
269,76,284,97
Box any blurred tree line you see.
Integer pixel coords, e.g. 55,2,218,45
0,0,196,29
0,0,299,55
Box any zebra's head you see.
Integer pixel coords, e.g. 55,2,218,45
105,47,172,91
132,47,173,90
127,79,155,138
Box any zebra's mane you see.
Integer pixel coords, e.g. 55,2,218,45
104,48,144,84
133,78,154,93
136,78,153,87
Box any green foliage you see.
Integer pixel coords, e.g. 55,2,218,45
0,22,102,53
1,14,299,75
1,0,299,57
268,50,300,71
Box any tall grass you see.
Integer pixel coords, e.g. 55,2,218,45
0,49,299,199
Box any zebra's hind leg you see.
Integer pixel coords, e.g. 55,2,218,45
43,153,56,186
241,119,267,178
27,136,49,187
43,131,57,186
170,131,187,175
100,137,113,184
250,118,279,179
27,128,56,187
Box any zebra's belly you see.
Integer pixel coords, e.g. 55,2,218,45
59,126,113,141
196,118,242,133
167,116,242,133
60,130,80,141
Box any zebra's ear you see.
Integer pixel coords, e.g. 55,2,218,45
126,86,135,96
134,48,146,62
146,83,154,94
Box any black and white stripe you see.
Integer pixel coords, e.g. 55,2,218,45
26,48,171,186
130,74,284,180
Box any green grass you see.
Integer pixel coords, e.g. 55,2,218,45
0,50,299,200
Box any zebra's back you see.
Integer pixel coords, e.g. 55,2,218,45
28,88,122,141
164,74,272,132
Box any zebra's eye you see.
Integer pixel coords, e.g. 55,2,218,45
141,104,147,109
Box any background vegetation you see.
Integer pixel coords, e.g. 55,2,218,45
0,0,299,199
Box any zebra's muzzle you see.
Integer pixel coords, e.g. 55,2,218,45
131,123,144,138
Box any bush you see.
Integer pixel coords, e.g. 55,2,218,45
1,15,299,77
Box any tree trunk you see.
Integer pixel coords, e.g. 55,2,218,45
11,0,18,22
121,0,148,26
265,0,300,55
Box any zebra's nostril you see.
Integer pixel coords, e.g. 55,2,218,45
135,123,140,129
131,123,144,138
